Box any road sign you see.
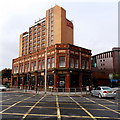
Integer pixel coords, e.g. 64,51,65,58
109,73,113,79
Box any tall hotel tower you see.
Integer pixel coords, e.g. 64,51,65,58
19,5,73,57
12,5,91,91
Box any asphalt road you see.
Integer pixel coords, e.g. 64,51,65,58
0,90,120,120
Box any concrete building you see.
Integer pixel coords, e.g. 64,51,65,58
12,5,92,91
19,5,73,57
92,47,120,87
92,47,120,74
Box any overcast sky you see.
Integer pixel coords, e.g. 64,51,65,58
0,0,118,70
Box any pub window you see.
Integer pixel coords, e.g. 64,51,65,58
33,61,36,70
31,62,34,71
21,65,24,72
75,59,79,68
82,60,85,69
27,63,30,71
47,75,54,86
41,60,45,69
25,64,27,72
14,66,18,73
59,56,65,67
52,57,55,68
70,58,74,68
38,60,41,70
86,60,89,69
38,76,44,85
47,58,50,69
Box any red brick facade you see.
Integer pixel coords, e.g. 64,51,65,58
12,44,92,90
12,5,92,91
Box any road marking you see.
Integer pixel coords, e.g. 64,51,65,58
61,114,120,119
61,114,91,118
1,112,57,117
0,95,35,113
84,97,120,115
0,95,24,103
1,112,120,119
1,104,110,111
21,94,46,120
69,96,97,120
95,116,120,119
56,95,61,120
0,98,13,102
28,113,57,117
103,99,118,104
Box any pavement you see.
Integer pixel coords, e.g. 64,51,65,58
0,89,120,120
7,88,90,96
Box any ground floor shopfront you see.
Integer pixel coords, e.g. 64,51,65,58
11,69,91,91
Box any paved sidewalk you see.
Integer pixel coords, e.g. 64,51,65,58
8,88,90,96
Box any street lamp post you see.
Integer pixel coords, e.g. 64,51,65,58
25,73,29,92
44,47,47,94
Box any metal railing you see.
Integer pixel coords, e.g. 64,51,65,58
21,86,90,95
11,85,91,95
44,87,90,95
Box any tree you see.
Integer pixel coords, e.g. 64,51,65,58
113,73,120,79
0,68,12,84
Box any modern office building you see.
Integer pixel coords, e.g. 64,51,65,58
92,47,120,87
12,5,92,91
92,47,120,74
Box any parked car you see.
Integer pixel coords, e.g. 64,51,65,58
91,86,116,98
0,85,7,91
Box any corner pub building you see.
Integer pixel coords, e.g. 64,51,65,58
11,5,92,91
